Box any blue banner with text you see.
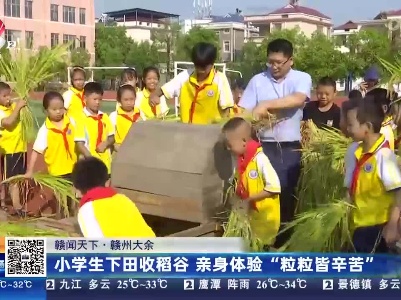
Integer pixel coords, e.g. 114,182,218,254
46,253,401,278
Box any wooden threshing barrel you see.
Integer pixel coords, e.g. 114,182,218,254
111,121,233,237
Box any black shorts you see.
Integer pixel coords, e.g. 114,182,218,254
352,223,389,253
1,152,27,180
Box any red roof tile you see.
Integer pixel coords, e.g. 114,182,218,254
268,4,331,19
386,9,401,16
333,20,359,30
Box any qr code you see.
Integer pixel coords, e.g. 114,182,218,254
5,238,46,277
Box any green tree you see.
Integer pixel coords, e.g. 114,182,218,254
70,47,91,67
175,26,220,61
125,41,160,74
152,22,181,80
297,32,348,82
346,29,393,79
94,23,133,79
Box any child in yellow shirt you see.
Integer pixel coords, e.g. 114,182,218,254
109,85,143,151
366,88,397,151
116,68,140,110
73,157,155,238
344,99,401,252
229,79,245,116
74,82,115,177
0,82,28,217
63,66,86,120
222,117,281,247
136,66,169,119
25,91,78,215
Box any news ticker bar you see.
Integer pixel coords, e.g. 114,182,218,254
0,278,400,299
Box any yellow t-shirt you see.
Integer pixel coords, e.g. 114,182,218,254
0,103,27,154
344,135,401,228
78,187,156,238
63,87,85,120
380,116,395,151
74,108,114,173
135,88,169,119
161,69,234,124
33,115,78,176
237,147,281,245
109,107,143,145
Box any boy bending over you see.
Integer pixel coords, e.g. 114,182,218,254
223,117,281,247
73,157,155,238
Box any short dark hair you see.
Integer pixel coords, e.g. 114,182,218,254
84,82,103,97
117,84,136,102
267,38,293,57
191,42,217,67
317,76,336,90
348,90,362,100
72,157,109,193
366,87,397,108
121,68,138,82
43,91,64,109
231,78,246,90
349,97,384,133
342,98,358,115
222,117,248,133
0,82,11,92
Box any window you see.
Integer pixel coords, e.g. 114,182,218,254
50,4,58,21
282,14,289,18
223,41,230,52
63,34,76,50
317,25,323,33
25,31,33,48
272,23,282,30
79,36,86,49
5,30,21,42
24,0,32,19
223,28,230,33
4,0,21,18
63,6,75,23
51,33,59,47
79,8,86,24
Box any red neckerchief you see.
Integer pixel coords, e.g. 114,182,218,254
236,140,261,211
89,114,104,146
233,106,239,114
349,140,389,197
48,122,72,159
189,71,216,123
74,90,85,108
119,112,141,122
151,105,157,116
80,187,117,208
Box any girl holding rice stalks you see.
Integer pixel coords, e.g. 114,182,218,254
24,92,78,215
344,98,401,252
136,66,169,119
63,66,86,120
222,117,281,248
0,82,28,217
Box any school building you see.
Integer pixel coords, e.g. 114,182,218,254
0,0,96,61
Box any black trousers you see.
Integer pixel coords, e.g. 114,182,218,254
352,224,389,253
262,141,301,248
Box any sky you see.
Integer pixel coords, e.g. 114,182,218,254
95,0,401,25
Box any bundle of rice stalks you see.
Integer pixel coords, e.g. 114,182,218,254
0,222,69,237
220,178,264,251
0,42,71,142
297,122,351,212
2,173,77,217
279,200,353,252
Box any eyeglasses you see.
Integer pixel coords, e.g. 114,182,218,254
266,57,291,68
